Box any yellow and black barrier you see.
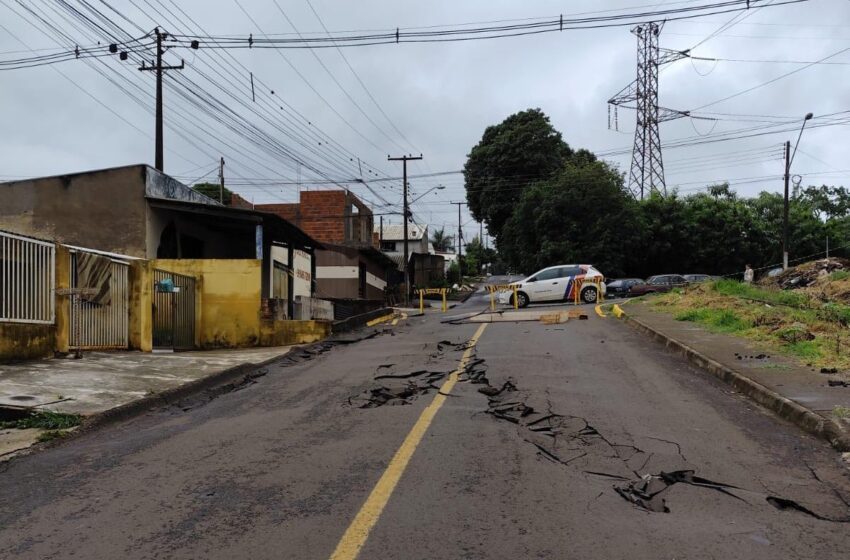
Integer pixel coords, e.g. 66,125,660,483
573,277,605,305
486,284,519,311
415,288,448,313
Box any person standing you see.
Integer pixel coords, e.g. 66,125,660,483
744,264,754,284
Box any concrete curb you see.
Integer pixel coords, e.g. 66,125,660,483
621,312,850,452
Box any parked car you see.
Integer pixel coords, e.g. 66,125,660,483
628,274,688,296
498,264,607,307
683,274,713,283
606,278,645,298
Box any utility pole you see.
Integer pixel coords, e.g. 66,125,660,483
388,154,423,306
139,28,184,172
379,215,384,245
218,157,225,204
452,202,466,286
783,140,791,270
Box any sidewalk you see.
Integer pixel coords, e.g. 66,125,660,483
623,300,850,450
1,347,293,458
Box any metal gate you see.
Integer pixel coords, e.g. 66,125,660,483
69,253,129,349
152,269,196,350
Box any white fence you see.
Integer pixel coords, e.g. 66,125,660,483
0,230,55,324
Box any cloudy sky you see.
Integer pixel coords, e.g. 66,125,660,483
1,0,848,245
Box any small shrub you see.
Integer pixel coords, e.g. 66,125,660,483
829,270,850,281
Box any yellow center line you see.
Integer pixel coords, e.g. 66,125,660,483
328,323,489,560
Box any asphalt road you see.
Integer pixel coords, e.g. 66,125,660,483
1,297,849,559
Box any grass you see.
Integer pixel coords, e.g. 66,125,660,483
655,279,850,370
36,430,69,443
833,406,850,419
829,270,850,281
711,279,810,308
675,308,751,333
0,411,82,431
786,341,822,360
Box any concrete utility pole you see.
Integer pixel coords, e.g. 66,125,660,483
219,157,225,204
783,112,814,270
452,201,466,286
139,28,184,172
388,154,423,306
783,140,791,270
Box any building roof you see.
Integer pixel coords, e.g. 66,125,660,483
374,223,427,241
146,197,323,250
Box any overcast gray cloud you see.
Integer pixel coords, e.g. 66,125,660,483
1,0,849,243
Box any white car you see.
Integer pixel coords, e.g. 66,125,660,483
498,264,606,308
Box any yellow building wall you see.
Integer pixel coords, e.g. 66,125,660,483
54,244,71,353
128,260,153,352
259,319,331,347
153,259,262,349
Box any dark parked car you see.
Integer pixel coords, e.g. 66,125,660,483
683,274,713,283
628,274,688,296
606,278,645,298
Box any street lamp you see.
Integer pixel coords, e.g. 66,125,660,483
409,184,445,205
782,112,814,270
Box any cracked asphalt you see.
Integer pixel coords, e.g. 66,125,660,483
1,293,850,559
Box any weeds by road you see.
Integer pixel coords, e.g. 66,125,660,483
652,279,850,370
0,411,82,431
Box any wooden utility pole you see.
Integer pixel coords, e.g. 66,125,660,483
139,28,184,171
388,154,423,306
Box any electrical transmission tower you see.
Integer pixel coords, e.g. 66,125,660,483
608,22,690,199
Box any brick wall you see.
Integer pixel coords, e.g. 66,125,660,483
229,192,254,210
256,203,300,224
257,191,373,246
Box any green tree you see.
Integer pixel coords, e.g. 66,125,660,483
193,182,231,203
430,227,454,252
500,159,639,276
463,109,576,241
464,236,497,275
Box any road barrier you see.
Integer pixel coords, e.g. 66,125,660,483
486,284,519,311
416,288,448,313
573,276,605,305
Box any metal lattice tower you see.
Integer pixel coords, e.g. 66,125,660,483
608,23,690,199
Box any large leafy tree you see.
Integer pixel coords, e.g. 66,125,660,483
464,109,574,241
500,159,640,276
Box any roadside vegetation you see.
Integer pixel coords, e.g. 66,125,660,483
653,277,850,370
463,108,850,278
0,410,81,431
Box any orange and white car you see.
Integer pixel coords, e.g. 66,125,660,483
498,264,606,308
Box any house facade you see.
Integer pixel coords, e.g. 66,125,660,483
0,165,329,359
257,190,395,315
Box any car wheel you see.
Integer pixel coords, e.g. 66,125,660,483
582,287,598,304
515,291,529,308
